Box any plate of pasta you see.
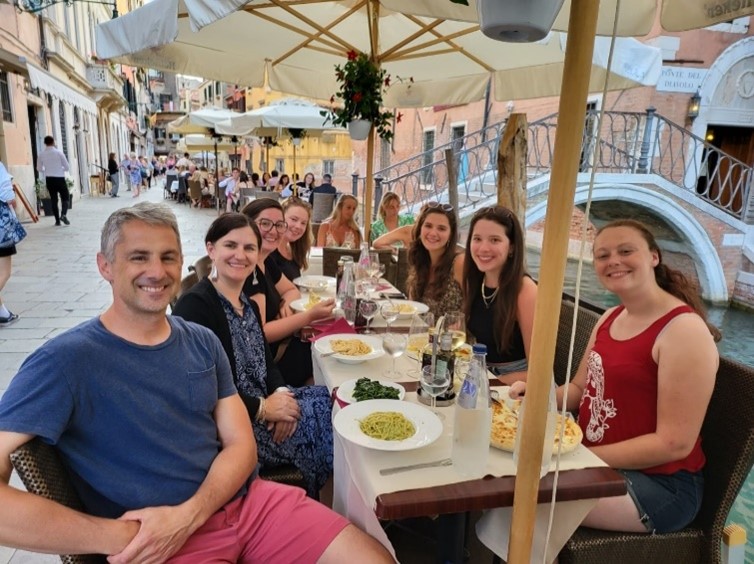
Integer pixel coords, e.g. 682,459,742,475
292,275,336,293
314,334,385,364
333,399,443,451
290,292,326,312
378,299,429,319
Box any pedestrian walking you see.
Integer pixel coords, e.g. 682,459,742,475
107,153,120,197
120,153,131,192
0,160,24,326
36,135,71,226
127,153,141,197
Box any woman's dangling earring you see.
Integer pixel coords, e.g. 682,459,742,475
252,268,258,285
209,262,218,281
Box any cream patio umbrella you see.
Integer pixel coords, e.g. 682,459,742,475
95,0,661,227
166,106,247,136
216,97,346,177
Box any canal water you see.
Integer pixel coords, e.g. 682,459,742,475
526,251,754,561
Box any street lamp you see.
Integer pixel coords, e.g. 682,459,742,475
14,0,118,19
687,91,702,122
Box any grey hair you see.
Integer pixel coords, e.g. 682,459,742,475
100,202,182,261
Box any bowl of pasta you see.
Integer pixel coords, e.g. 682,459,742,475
314,334,385,364
292,275,336,294
333,399,443,451
378,299,429,319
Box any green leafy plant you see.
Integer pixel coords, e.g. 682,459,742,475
35,179,49,200
323,51,408,143
65,177,74,189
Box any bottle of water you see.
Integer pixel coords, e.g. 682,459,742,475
513,377,557,479
338,261,357,326
452,344,492,478
357,241,370,279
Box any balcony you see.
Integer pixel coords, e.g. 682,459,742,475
86,63,126,111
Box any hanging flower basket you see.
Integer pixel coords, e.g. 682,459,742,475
348,119,372,141
321,51,409,143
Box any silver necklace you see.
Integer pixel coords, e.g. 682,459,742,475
481,280,499,309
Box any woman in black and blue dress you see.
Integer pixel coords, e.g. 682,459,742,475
173,213,332,497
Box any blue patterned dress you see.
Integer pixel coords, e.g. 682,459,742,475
220,294,333,497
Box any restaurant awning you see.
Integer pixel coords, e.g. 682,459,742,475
0,49,28,77
27,64,97,115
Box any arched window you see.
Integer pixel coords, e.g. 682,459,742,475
58,102,69,160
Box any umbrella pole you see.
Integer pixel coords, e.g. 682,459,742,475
293,143,297,181
364,125,376,242
507,0,600,562
215,140,220,214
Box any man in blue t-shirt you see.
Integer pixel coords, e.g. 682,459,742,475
0,203,392,563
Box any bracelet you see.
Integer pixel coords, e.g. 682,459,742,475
256,397,266,422
274,386,289,394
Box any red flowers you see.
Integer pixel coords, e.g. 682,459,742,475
352,92,363,103
396,112,403,123
347,50,358,61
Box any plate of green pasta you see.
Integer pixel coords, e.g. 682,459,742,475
333,399,443,451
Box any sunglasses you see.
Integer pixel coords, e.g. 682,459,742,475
425,201,454,212
256,219,288,233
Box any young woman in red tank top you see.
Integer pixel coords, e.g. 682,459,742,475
511,219,719,535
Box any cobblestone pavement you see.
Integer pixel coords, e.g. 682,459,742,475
0,182,218,563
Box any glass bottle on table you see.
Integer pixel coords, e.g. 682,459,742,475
338,260,357,327
452,344,492,478
435,332,456,402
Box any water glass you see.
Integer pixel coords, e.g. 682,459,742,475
407,312,434,379
380,302,400,331
421,365,450,418
359,299,379,333
382,333,407,380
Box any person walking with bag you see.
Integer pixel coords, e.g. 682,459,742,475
107,153,120,197
0,160,26,325
36,135,71,226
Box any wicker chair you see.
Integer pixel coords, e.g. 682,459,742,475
553,299,601,387
187,179,203,205
190,255,212,281
322,247,360,277
393,248,410,295
558,355,754,564
10,438,107,564
311,193,337,223
254,190,281,201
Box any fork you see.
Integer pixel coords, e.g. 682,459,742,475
379,458,452,476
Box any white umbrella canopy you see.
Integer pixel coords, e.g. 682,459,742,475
96,0,661,106
167,107,246,136
217,98,344,137
394,0,754,37
176,134,238,152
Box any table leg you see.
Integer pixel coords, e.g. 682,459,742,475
436,512,467,564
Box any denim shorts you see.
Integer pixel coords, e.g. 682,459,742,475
488,358,528,376
619,469,704,533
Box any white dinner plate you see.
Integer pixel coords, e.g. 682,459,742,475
292,275,336,293
314,334,385,364
378,299,429,319
336,378,406,405
333,399,443,451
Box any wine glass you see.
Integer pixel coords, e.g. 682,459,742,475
382,333,407,380
359,299,378,334
444,310,467,351
407,312,434,379
380,302,400,331
367,252,381,280
421,365,450,418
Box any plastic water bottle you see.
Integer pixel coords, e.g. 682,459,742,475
513,377,558,479
357,241,370,279
452,344,492,478
338,261,357,326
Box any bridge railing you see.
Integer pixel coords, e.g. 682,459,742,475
353,108,752,224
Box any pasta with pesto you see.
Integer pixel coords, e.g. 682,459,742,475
359,411,416,441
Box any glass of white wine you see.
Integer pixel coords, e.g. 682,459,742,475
421,365,450,418
382,333,407,380
444,310,467,351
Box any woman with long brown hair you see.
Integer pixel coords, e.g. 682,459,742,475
463,205,537,385
316,194,362,248
406,202,464,319
271,197,313,281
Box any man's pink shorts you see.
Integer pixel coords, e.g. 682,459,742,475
168,478,349,563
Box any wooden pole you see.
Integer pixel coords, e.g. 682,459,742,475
363,0,379,243
507,1,600,562
497,112,528,222
444,148,459,216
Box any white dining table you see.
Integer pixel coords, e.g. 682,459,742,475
312,345,619,563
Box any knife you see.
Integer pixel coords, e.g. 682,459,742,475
379,458,452,476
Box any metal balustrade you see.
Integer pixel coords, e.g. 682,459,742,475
354,108,753,224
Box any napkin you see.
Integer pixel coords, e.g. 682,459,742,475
309,318,356,342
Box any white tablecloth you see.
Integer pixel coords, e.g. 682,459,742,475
314,350,610,562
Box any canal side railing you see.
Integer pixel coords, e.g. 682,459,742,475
353,108,753,223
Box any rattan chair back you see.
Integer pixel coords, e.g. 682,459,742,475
311,193,337,223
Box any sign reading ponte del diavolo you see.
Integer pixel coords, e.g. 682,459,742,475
657,66,708,93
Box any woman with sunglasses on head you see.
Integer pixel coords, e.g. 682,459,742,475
464,205,537,385
405,202,465,319
369,191,414,246
510,219,719,535
316,194,362,249
298,172,316,202
173,214,333,498
271,197,313,281
242,199,334,387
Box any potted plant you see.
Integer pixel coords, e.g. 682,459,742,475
65,177,74,209
35,179,53,217
323,51,402,142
